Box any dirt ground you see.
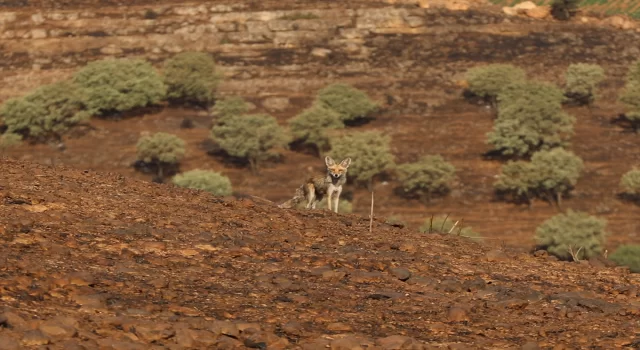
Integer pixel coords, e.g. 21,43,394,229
1,158,639,349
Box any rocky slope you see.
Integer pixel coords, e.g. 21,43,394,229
0,158,639,349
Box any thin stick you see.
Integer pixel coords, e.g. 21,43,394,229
448,220,460,234
369,191,374,233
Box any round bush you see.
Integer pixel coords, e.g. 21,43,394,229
73,58,166,117
329,130,395,189
0,81,90,142
136,132,186,166
620,168,640,197
163,52,220,106
465,64,526,104
534,210,608,261
289,104,344,153
488,80,575,157
210,96,251,124
396,155,456,202
0,133,23,149
172,169,233,196
564,63,605,106
315,83,378,123
608,245,640,273
211,113,290,173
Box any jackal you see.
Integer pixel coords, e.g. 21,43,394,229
278,156,352,213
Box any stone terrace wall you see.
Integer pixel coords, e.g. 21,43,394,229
1,1,639,107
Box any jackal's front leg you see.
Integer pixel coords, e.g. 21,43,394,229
332,187,342,213
326,191,333,211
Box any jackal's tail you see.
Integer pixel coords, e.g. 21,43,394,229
277,185,306,209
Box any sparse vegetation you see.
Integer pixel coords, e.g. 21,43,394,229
329,130,395,189
534,210,608,261
488,80,575,158
289,104,344,154
564,63,605,106
0,81,90,142
211,113,290,173
608,244,640,273
317,198,353,213
396,155,456,202
464,64,526,107
420,215,480,238
136,132,186,179
0,133,23,150
172,169,233,196
619,60,640,131
619,167,640,199
316,83,378,124
73,58,166,117
162,52,221,107
210,96,251,124
494,148,584,206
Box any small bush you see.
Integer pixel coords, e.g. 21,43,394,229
550,0,580,20
136,132,186,178
488,80,575,158
288,104,344,154
619,168,640,198
210,96,251,124
619,60,640,131
464,64,526,106
163,52,221,106
0,133,23,150
608,245,640,273
73,58,166,117
211,113,290,173
0,81,90,142
419,215,480,238
494,148,584,206
396,155,456,202
315,83,378,124
564,63,605,106
329,130,395,189
172,169,233,196
534,210,608,261
315,198,353,213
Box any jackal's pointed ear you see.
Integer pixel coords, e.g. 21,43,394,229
340,158,351,168
325,156,336,167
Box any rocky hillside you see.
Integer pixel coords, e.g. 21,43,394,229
0,158,639,349
2,0,640,249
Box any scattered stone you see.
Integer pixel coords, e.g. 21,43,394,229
38,316,78,341
21,330,49,346
376,335,426,349
390,267,412,281
0,335,19,350
311,47,332,58
330,335,376,349
526,6,550,19
521,341,540,350
447,307,470,322
326,322,353,332
0,312,27,330
282,320,304,336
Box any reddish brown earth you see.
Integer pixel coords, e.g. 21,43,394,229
1,158,639,349
2,1,640,348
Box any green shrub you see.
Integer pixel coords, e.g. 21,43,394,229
419,215,480,238
550,0,580,20
0,81,90,142
329,130,395,189
534,210,608,261
289,104,344,153
0,133,23,150
619,60,640,131
385,215,407,228
494,148,584,206
619,168,640,197
211,113,290,173
172,169,233,196
163,52,221,106
608,245,640,273
136,132,186,178
564,63,605,106
488,80,575,158
73,58,166,117
464,64,526,106
315,83,378,124
210,96,251,124
396,155,456,202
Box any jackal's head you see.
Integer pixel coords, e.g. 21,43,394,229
325,156,351,179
